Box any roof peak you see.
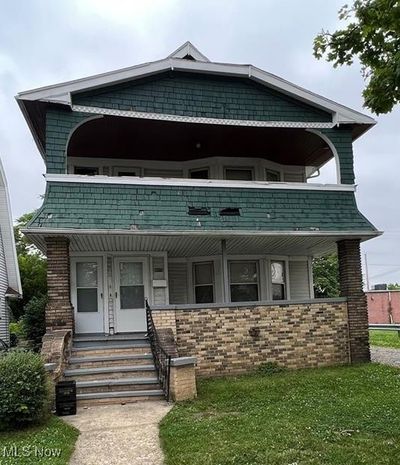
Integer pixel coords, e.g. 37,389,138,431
168,41,210,62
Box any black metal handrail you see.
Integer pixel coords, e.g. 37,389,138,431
146,299,172,401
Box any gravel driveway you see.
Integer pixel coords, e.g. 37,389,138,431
371,346,400,367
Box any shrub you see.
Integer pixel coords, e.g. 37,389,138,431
257,362,286,376
21,295,47,351
9,321,24,347
0,350,51,431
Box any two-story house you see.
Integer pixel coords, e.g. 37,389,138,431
17,42,380,404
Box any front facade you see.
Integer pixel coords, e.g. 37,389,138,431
18,42,379,373
0,158,22,345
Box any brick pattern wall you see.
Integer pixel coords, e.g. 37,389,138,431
338,239,370,362
46,237,74,331
170,364,197,401
153,301,349,377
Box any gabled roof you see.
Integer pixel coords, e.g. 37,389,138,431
0,159,22,297
16,41,376,157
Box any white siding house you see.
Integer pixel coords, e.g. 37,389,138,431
0,158,22,345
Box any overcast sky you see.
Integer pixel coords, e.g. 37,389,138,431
0,0,399,286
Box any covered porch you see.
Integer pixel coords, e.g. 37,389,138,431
27,231,371,363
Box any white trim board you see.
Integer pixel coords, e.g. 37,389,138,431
45,173,356,192
72,105,336,129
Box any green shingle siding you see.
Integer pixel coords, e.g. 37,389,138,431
321,127,355,184
28,182,376,233
73,72,332,123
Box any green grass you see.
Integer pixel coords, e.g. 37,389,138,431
370,330,400,348
160,364,400,465
0,416,79,465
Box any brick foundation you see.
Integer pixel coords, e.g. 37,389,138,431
338,239,370,362
45,237,74,331
153,300,349,376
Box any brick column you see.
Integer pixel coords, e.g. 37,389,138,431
45,237,74,332
337,239,370,362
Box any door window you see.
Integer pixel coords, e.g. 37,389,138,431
76,262,98,312
119,262,145,309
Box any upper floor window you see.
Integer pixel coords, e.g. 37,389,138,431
113,167,140,177
271,261,286,300
193,262,214,304
74,166,98,176
190,168,209,179
266,169,281,182
225,167,254,181
229,261,259,302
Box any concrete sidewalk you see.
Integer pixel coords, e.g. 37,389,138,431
64,401,172,465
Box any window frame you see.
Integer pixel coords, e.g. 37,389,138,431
265,168,281,182
74,166,99,176
228,260,260,303
189,167,210,179
224,166,255,181
193,261,215,304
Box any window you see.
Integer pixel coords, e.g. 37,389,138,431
74,166,99,176
76,262,99,312
229,261,259,302
119,262,145,309
113,167,140,177
225,168,254,181
266,169,281,182
271,261,286,300
193,262,214,304
190,168,209,179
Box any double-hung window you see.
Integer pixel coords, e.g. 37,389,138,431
193,262,214,304
229,261,259,302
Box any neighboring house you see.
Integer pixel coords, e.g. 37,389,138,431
367,290,400,324
16,42,380,403
0,158,22,345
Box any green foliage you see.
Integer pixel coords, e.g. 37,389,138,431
313,253,340,298
0,351,51,431
0,416,79,465
257,361,286,375
21,295,47,351
9,321,24,347
388,283,400,290
161,364,400,465
314,0,400,114
10,212,47,321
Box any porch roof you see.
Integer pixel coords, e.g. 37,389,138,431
25,179,378,235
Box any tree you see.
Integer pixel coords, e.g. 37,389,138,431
314,0,400,114
9,212,47,320
388,283,400,290
313,254,340,298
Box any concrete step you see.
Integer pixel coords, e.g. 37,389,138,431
69,353,153,369
73,332,147,343
64,364,157,381
76,377,160,394
73,338,150,349
71,345,151,357
77,391,165,407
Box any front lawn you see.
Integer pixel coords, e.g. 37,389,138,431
161,364,400,465
0,416,78,465
370,330,400,348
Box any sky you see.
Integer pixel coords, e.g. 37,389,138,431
0,0,399,286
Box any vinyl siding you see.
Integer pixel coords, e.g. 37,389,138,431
0,233,10,344
168,262,188,304
289,260,311,300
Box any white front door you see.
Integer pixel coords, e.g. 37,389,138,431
115,258,149,333
71,257,104,334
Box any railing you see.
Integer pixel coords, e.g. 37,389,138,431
369,324,400,337
146,299,172,401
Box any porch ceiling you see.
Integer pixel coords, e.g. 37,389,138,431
27,232,374,257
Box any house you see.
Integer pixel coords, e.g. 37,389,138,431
17,42,380,403
0,158,22,346
367,289,400,324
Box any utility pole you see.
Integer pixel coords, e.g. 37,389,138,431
364,253,370,291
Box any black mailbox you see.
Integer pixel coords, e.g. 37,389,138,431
55,380,77,416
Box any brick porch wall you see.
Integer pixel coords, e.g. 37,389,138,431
45,237,74,331
337,239,370,362
152,300,349,376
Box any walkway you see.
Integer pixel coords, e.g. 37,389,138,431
64,401,172,465
371,346,400,367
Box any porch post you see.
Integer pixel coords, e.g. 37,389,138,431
221,239,229,303
45,237,74,332
337,239,370,363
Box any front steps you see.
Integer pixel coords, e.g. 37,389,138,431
64,333,164,406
